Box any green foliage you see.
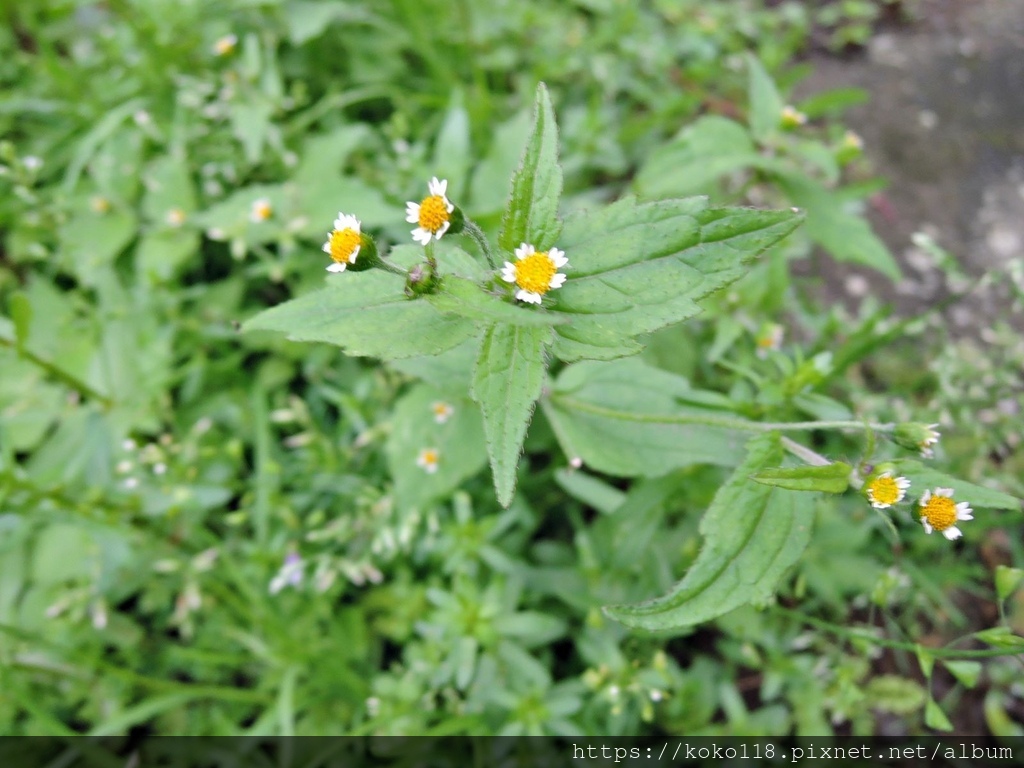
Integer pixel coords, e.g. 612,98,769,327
0,0,1019,740
752,463,852,493
604,433,814,631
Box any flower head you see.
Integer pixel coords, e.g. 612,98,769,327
895,422,941,458
841,130,864,152
431,401,454,424
213,34,238,57
406,177,454,245
918,487,973,540
322,213,362,273
416,447,440,474
500,243,569,304
90,195,111,214
166,208,187,227
781,105,808,129
755,323,784,358
250,197,273,223
865,471,910,509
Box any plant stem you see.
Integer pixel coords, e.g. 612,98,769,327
780,436,831,466
0,337,113,408
774,606,1024,661
463,220,496,269
547,394,894,434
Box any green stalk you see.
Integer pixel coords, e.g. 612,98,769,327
547,394,894,434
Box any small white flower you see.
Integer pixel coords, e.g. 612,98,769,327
213,34,238,57
416,447,440,474
431,401,454,424
22,156,42,171
153,462,167,476
500,243,569,304
918,487,973,540
249,197,272,223
405,177,454,245
920,423,941,458
865,471,910,509
166,208,186,227
322,213,362,272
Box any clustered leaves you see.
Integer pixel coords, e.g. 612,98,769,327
245,79,1020,638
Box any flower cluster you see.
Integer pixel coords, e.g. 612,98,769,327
864,470,974,542
316,176,569,305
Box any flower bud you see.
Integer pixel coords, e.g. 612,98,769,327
893,422,941,458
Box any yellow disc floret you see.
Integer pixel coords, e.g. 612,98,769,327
514,252,558,295
417,195,450,233
919,494,957,531
868,476,899,505
329,228,360,263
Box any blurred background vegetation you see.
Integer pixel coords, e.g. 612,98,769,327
1,0,1021,736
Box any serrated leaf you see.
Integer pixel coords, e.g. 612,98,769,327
545,359,749,476
995,565,1024,602
973,626,1024,650
892,460,1021,511
384,384,487,510
925,698,954,732
242,271,479,360
775,172,900,280
942,660,981,689
497,83,563,254
427,277,567,327
747,55,784,143
549,198,803,362
603,432,814,630
752,463,851,493
471,324,552,506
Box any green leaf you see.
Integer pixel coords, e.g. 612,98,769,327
924,698,954,732
752,463,851,493
384,384,487,510
427,277,567,327
242,271,479,360
135,230,199,283
942,660,981,689
863,675,927,715
498,83,563,254
433,91,472,196
775,172,900,280
892,460,1021,511
58,209,137,286
603,432,815,630
469,110,532,218
973,626,1024,650
915,644,935,679
545,359,749,476
8,292,31,347
141,155,197,222
634,116,762,199
471,324,552,506
995,565,1024,602
554,469,626,515
747,55,784,143
549,198,803,362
